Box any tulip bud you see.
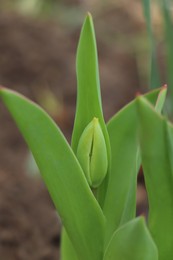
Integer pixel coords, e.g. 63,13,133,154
77,117,108,188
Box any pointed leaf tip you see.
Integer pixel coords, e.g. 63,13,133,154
0,85,7,95
155,85,167,113
86,12,92,18
162,84,167,89
135,91,141,97
0,88,105,260
83,12,92,26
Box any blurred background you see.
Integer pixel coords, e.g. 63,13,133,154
0,0,171,259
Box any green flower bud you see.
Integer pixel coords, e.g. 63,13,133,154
77,117,108,188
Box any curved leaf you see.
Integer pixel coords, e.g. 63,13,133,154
71,13,111,207
104,217,158,260
103,87,166,246
137,96,173,260
61,229,78,260
63,13,110,259
0,88,105,260
72,13,106,152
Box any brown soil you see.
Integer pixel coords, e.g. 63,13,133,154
0,7,145,259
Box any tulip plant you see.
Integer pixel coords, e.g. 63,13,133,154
0,13,173,260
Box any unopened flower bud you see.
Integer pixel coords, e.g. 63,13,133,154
77,117,108,188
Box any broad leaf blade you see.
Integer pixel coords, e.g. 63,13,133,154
63,13,111,259
104,99,138,246
137,96,173,260
0,88,105,260
61,229,78,260
71,13,110,207
72,13,106,152
104,217,158,260
103,87,166,246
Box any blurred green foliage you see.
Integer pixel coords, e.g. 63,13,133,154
142,0,173,116
0,0,85,28
1,0,173,115
0,0,69,15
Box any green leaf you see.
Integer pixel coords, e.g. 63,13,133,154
72,13,106,152
0,88,105,260
104,217,158,260
71,13,111,206
155,84,167,113
103,87,166,246
104,98,139,246
61,229,78,260
137,96,173,260
63,13,111,259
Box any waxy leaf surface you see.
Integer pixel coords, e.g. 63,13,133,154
0,88,105,260
72,13,107,152
71,14,111,207
137,96,173,260
104,217,158,260
103,87,166,246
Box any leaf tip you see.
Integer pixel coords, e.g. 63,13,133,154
162,84,167,90
0,85,7,97
159,84,167,95
86,11,92,18
84,12,93,28
0,85,5,91
136,95,148,110
135,91,141,97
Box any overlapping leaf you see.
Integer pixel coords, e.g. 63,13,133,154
61,13,110,259
71,13,109,157
71,14,111,207
137,96,173,260
103,86,167,246
0,88,105,260
104,217,158,260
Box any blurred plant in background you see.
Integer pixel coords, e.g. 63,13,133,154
0,0,172,113
0,0,86,27
142,0,173,116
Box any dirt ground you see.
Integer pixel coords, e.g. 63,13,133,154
0,5,147,259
